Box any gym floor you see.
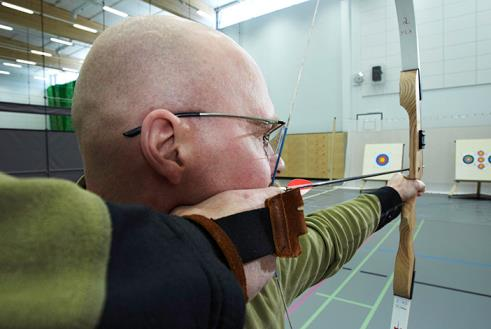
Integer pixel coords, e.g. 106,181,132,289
282,185,491,329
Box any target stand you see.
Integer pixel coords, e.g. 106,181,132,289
449,140,491,200
448,181,491,200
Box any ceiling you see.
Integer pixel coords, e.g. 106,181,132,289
0,0,237,80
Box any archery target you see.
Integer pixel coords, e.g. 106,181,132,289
362,144,404,180
455,139,491,181
375,153,390,166
462,154,474,164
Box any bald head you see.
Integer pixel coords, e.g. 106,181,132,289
72,15,274,209
73,16,257,139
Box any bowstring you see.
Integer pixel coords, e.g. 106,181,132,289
272,1,321,329
271,0,321,184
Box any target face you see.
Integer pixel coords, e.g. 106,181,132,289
455,139,491,181
462,155,474,164
362,144,404,180
375,153,390,166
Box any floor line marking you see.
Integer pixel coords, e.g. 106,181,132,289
315,292,373,309
304,187,338,200
412,280,491,298
288,281,324,314
355,270,491,298
374,248,491,269
299,219,400,329
358,220,425,329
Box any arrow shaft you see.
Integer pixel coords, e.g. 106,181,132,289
288,168,409,190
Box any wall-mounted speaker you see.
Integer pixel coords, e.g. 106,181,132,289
372,66,383,82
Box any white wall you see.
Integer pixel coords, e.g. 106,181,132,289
349,0,491,193
0,74,45,105
223,0,344,133
222,0,491,194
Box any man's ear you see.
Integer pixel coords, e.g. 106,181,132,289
140,109,185,185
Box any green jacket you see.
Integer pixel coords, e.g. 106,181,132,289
245,194,383,328
0,173,245,329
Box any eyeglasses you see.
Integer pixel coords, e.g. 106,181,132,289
122,111,287,158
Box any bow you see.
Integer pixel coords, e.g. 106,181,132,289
390,0,424,328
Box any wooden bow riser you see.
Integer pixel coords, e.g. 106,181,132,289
393,69,423,299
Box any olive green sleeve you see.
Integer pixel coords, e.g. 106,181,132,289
278,194,381,304
0,173,111,329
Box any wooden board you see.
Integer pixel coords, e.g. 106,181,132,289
278,132,347,179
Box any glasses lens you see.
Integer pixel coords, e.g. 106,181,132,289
267,124,287,156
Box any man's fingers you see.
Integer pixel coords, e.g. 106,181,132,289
415,180,426,193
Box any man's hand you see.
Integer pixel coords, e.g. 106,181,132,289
387,173,426,202
171,187,283,219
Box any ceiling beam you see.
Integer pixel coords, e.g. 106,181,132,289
141,0,215,26
0,0,103,44
0,35,81,70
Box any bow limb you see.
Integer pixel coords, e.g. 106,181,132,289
390,0,424,328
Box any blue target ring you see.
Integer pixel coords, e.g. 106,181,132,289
375,153,389,166
462,155,474,164
488,155,491,164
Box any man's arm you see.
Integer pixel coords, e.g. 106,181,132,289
0,173,285,329
278,174,425,304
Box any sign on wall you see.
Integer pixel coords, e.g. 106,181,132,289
455,139,491,182
362,143,404,180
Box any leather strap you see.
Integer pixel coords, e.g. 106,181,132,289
266,188,307,257
215,188,307,259
185,189,307,299
185,214,248,301
215,208,274,263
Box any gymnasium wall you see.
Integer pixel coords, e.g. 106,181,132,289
223,0,491,194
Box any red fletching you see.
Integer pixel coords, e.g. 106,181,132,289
287,179,313,196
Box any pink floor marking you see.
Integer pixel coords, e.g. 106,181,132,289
287,280,325,315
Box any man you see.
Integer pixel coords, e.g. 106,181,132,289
72,16,425,328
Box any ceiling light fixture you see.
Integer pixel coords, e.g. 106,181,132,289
1,2,34,14
73,23,97,34
62,67,78,73
34,76,47,81
102,5,128,18
0,23,13,31
217,0,309,28
0,70,10,75
3,62,21,68
31,49,52,57
50,37,73,46
197,10,213,20
16,59,36,65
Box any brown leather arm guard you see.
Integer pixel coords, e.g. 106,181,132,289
184,189,307,300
